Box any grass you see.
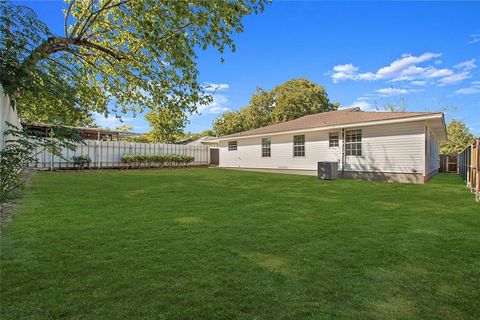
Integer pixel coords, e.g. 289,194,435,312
1,168,479,319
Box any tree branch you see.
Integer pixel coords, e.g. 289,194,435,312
23,36,126,69
77,0,131,39
78,39,126,60
69,0,94,38
64,0,76,37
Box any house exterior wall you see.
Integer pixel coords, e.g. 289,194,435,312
341,121,425,174
218,121,428,180
425,125,440,179
219,130,340,171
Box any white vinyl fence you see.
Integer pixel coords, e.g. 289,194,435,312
28,140,210,170
1,84,22,151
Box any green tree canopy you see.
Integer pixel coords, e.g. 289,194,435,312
144,108,186,143
213,78,339,136
441,119,475,154
115,125,133,133
1,0,266,127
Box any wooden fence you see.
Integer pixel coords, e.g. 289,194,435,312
28,140,210,170
439,154,458,173
458,139,479,202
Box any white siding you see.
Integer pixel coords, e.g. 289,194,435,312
343,121,425,174
220,130,341,171
219,121,427,175
425,126,440,175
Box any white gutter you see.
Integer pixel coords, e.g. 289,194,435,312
214,113,444,142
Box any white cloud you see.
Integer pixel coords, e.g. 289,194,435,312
344,100,375,111
376,52,441,78
455,81,480,95
411,80,427,86
92,112,134,129
210,106,231,114
203,82,230,92
468,33,480,44
333,64,358,73
329,52,441,83
454,58,477,71
437,71,472,86
424,68,454,78
330,64,359,82
197,94,231,114
357,96,371,101
357,72,378,81
192,82,233,115
375,88,413,97
328,52,476,87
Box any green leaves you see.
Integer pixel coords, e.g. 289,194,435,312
441,119,475,154
213,78,339,136
72,155,91,169
0,122,84,201
120,154,195,167
144,107,187,143
1,0,267,127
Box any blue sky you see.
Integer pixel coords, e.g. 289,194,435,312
18,1,480,135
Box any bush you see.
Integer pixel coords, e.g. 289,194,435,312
72,155,91,169
120,154,194,168
1,122,82,202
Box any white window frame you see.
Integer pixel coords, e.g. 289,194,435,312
329,132,339,148
228,141,237,151
293,135,305,157
345,129,362,156
261,138,271,158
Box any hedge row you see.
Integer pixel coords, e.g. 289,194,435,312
121,154,195,166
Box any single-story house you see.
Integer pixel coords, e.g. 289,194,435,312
185,136,219,147
212,107,447,183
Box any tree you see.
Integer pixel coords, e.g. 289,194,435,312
382,99,406,112
1,1,267,126
144,108,186,143
115,125,133,133
441,119,475,154
17,88,95,126
213,78,338,135
212,110,247,136
270,78,339,122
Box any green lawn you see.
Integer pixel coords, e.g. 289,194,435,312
1,169,479,319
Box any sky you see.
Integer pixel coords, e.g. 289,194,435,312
16,1,480,135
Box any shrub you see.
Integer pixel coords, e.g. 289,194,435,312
72,155,91,169
120,154,194,168
1,122,82,202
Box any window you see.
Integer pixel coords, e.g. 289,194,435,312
329,132,339,147
293,135,305,157
262,138,271,157
345,129,362,156
228,141,237,151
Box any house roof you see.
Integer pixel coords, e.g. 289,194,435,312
185,136,217,145
22,122,127,140
217,107,446,141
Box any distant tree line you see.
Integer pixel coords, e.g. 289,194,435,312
212,78,339,136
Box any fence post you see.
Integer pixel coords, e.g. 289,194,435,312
94,141,98,169
476,139,479,202
50,137,54,171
